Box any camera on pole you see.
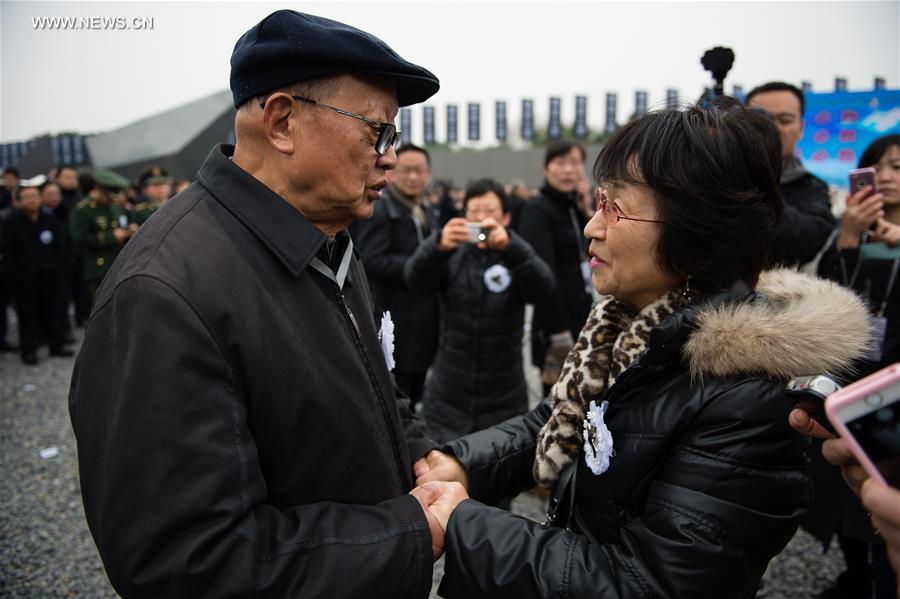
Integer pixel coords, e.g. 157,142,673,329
701,47,735,99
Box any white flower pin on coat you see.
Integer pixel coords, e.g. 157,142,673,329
378,311,395,372
583,400,614,476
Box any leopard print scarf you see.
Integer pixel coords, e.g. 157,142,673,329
533,288,687,488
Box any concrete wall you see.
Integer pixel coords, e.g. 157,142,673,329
428,144,603,189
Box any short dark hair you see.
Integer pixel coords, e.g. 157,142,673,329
463,178,509,213
15,185,40,200
3,167,19,178
544,139,585,167
593,96,784,291
745,81,805,116
57,164,78,176
39,180,60,193
396,143,430,166
858,134,900,169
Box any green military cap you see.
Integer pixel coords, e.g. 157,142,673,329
93,169,131,192
139,165,171,188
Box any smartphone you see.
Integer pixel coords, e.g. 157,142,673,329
465,222,488,243
786,374,842,434
825,363,900,487
849,167,877,197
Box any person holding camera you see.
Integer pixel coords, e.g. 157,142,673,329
404,178,554,444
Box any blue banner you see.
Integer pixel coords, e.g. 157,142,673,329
797,89,900,188
468,103,480,141
548,97,562,140
495,101,507,142
423,106,435,145
574,96,588,139
521,99,534,141
447,104,458,144
605,93,617,134
400,108,412,146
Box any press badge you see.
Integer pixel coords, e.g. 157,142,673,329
864,315,888,363
580,260,593,294
118,215,128,228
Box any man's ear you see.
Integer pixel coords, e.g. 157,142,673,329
502,212,511,227
262,94,298,154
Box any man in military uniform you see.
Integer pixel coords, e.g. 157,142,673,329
132,166,172,227
69,169,133,304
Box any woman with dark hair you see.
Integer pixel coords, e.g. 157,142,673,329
414,99,872,598
519,139,593,393
804,134,900,599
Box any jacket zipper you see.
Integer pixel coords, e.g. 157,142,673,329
334,288,408,487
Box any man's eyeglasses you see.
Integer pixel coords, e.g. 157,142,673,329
596,189,663,224
260,94,400,156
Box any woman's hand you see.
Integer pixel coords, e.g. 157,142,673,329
479,217,510,251
439,218,474,252
414,450,469,490
423,481,469,533
871,218,900,247
837,186,883,249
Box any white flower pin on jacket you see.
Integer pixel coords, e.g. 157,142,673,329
583,400,614,476
378,311,395,372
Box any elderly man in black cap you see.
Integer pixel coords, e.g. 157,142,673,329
69,11,465,598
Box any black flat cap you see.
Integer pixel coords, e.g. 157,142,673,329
230,10,440,109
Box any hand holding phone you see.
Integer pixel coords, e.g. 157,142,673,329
826,363,900,487
839,167,884,247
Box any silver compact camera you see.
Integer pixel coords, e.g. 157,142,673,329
465,222,489,243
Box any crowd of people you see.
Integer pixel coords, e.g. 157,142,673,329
0,164,187,364
4,8,899,598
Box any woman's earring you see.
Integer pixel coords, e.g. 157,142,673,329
681,276,692,299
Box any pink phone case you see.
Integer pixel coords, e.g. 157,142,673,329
825,363,900,485
848,167,877,195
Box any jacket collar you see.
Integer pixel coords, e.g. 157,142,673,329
540,181,578,206
647,269,871,380
197,144,327,277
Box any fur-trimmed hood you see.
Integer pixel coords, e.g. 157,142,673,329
683,268,871,380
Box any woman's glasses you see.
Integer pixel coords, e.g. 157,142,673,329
595,189,663,224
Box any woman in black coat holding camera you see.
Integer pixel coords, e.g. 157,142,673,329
415,99,871,598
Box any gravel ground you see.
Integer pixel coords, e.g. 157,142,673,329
1,315,846,598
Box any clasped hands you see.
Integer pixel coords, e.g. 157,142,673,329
408,450,470,560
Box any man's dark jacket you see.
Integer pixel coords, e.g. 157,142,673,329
518,183,593,365
353,188,438,374
68,145,435,598
773,159,835,266
404,231,554,442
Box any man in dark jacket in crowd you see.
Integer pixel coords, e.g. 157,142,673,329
405,179,554,443
353,144,439,410
1,185,72,364
746,81,835,266
68,10,455,598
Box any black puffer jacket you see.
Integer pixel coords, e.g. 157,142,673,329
437,269,870,599
404,231,554,443
519,183,593,366
774,160,835,266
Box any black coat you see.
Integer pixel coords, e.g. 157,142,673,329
404,231,555,442
353,188,438,374
69,145,436,598
1,209,66,280
518,183,593,365
774,168,835,266
436,270,870,599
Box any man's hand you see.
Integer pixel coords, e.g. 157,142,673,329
425,481,469,533
113,227,131,244
478,217,509,251
837,186,883,250
439,218,472,252
542,331,574,386
414,450,469,490
861,479,900,582
409,483,445,560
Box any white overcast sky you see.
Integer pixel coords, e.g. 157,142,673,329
1,0,898,144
